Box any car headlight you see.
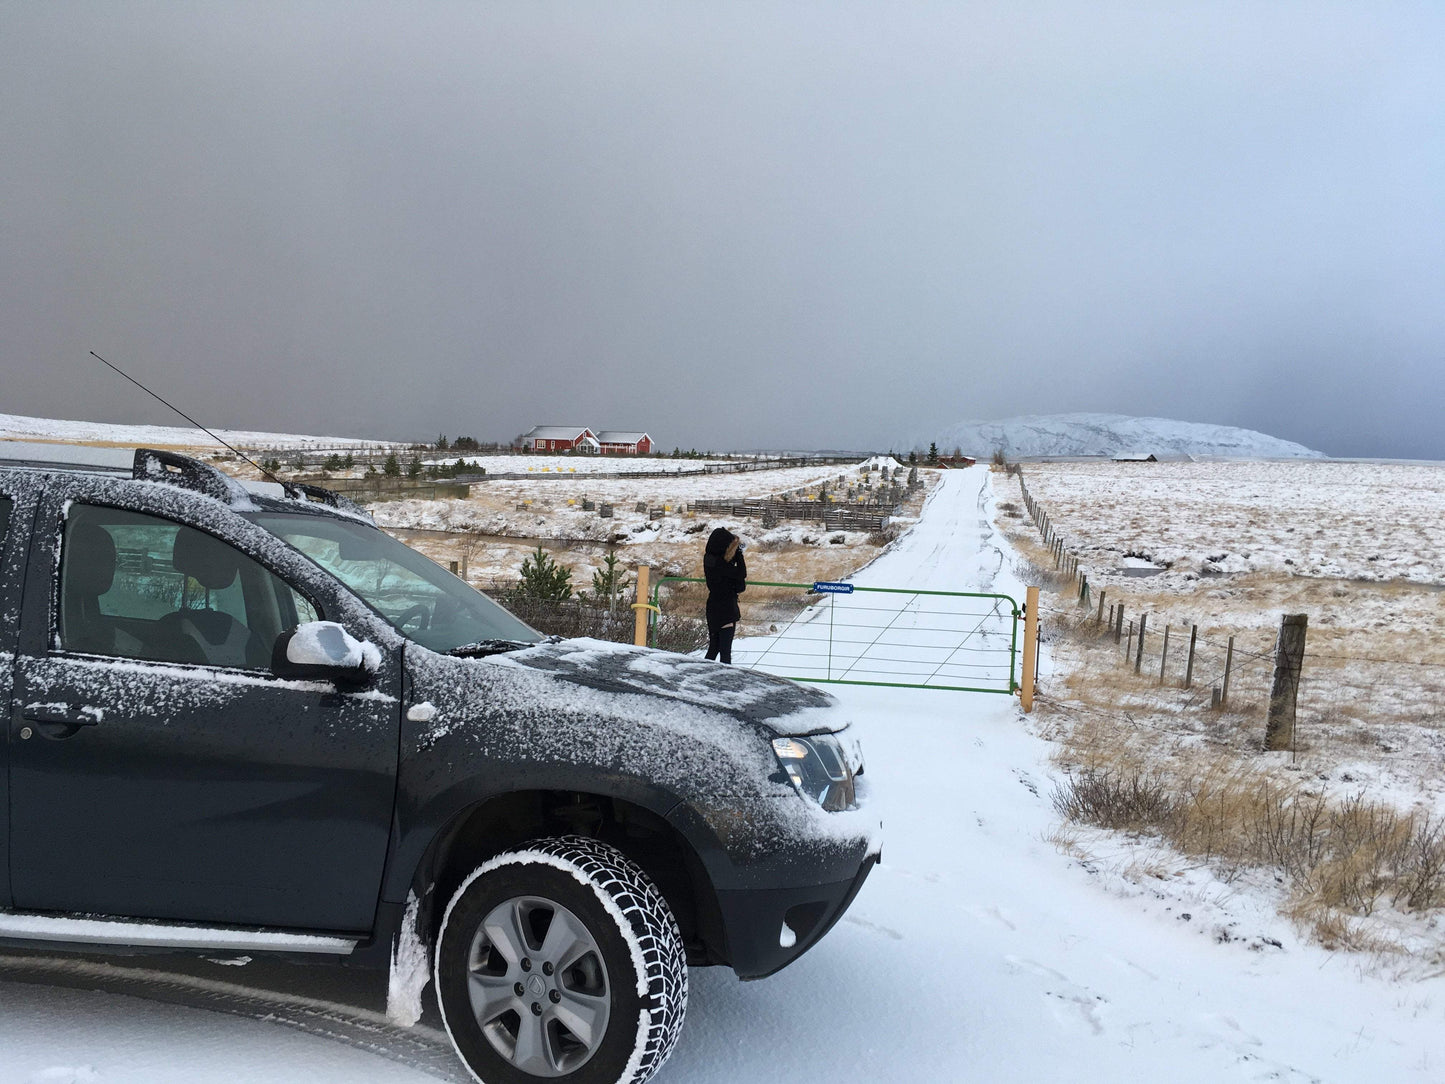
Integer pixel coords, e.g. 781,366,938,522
772,734,857,812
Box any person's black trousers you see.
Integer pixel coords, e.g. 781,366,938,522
705,624,735,664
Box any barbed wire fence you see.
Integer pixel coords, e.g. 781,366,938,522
1003,463,1445,754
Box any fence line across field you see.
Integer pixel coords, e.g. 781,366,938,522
648,576,1022,695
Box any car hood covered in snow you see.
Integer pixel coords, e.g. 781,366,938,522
489,637,842,737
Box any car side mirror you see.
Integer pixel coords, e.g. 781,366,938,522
272,621,377,687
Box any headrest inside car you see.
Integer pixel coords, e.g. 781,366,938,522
67,522,118,596
172,527,240,590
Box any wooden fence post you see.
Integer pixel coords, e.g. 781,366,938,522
1184,625,1197,689
1265,614,1308,751
1115,604,1125,644
1221,635,1235,706
1134,613,1147,674
1124,620,1134,662
1096,590,1106,626
1020,585,1039,713
1159,624,1171,684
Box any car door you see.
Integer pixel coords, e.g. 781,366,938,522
8,480,401,932
0,482,32,908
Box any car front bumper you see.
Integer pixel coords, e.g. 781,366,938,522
715,847,880,979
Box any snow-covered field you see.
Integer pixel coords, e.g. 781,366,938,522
1011,458,1445,589
6,467,1444,1083
0,411,398,451
420,454,739,475
374,460,917,586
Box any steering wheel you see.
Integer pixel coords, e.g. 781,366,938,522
396,603,431,631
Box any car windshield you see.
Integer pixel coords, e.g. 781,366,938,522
250,512,541,653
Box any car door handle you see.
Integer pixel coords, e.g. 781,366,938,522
23,707,102,730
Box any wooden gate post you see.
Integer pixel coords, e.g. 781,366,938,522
1020,586,1039,713
1265,614,1309,751
632,564,652,647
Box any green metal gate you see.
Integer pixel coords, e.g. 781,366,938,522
650,577,1021,694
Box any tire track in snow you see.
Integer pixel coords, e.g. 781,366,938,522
0,954,468,1082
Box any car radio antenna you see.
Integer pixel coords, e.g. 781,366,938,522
89,350,284,485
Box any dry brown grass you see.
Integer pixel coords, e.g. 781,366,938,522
1052,761,1445,943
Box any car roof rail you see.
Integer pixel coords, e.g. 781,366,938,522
133,448,244,503
279,481,369,518
132,447,371,519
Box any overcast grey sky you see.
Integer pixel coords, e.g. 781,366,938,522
2,2,1441,457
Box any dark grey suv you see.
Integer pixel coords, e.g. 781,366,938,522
0,448,878,1084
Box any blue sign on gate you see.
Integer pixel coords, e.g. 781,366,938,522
812,581,855,594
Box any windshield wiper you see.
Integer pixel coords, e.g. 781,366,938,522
448,639,536,658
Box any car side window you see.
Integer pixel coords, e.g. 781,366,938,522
0,496,11,544
58,504,320,669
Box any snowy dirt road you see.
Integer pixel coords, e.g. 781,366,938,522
4,467,1443,1083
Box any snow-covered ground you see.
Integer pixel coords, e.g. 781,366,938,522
373,460,912,583
0,412,397,451
420,454,739,475
1012,458,1445,589
5,468,1444,1082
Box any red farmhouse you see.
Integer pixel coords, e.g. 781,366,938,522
596,431,653,455
521,426,599,453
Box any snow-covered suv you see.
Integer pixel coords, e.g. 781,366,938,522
0,447,878,1084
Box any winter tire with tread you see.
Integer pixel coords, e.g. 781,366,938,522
435,836,688,1084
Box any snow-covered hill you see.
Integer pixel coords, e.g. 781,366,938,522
906,413,1322,460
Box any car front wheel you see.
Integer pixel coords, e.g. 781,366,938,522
435,836,688,1084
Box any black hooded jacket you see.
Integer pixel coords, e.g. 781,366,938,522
703,527,747,629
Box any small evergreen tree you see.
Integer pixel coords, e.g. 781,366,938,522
518,545,573,601
436,434,449,451
406,456,422,478
343,451,355,469
908,450,918,465
323,453,343,471
927,442,939,465
589,548,628,612
383,453,402,476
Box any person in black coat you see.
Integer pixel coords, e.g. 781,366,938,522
703,526,746,664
